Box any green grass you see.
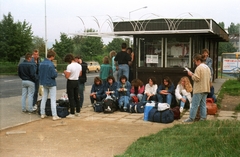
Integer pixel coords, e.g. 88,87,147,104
116,79,240,157
217,79,240,107
115,120,240,157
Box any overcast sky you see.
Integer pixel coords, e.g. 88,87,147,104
1,0,240,45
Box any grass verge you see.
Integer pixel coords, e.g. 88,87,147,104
116,120,240,157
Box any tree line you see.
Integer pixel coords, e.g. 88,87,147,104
0,12,239,63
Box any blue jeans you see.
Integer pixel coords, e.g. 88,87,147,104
79,83,85,108
141,94,157,102
118,96,130,108
189,93,207,120
33,78,39,107
179,95,187,108
157,93,173,105
130,93,143,102
40,86,57,116
118,64,129,80
21,80,35,112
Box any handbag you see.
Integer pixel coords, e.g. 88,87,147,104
206,98,218,115
131,96,139,103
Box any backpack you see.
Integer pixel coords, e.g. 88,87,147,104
103,98,117,113
93,101,104,112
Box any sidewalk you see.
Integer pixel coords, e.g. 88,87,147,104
0,78,239,130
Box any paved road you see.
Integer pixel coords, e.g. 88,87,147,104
0,73,99,98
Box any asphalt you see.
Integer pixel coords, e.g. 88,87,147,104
0,78,239,131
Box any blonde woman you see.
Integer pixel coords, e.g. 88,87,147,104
175,76,192,113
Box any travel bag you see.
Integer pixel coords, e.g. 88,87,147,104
148,107,174,123
129,102,146,113
206,98,218,115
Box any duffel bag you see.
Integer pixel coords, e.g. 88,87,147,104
93,102,104,112
206,98,218,115
129,102,146,113
148,107,174,123
57,106,69,118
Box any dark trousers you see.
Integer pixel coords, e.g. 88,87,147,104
79,83,85,108
33,79,39,106
67,80,80,114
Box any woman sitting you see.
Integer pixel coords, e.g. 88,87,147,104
90,77,104,106
141,76,158,102
116,75,131,111
102,75,118,100
157,76,175,105
175,76,192,113
130,78,145,102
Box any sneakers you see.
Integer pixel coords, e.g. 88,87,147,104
75,112,80,117
183,118,194,123
123,106,127,111
66,114,75,118
32,105,38,111
52,116,61,121
180,107,183,113
22,110,27,113
41,114,47,119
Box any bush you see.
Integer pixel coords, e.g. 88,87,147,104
0,62,18,75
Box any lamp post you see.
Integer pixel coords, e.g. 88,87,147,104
129,6,147,20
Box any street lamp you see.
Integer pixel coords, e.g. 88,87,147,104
129,6,147,20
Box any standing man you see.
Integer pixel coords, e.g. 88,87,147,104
74,56,87,109
18,53,36,113
39,50,61,121
183,54,211,122
114,43,131,81
64,54,82,118
31,49,41,110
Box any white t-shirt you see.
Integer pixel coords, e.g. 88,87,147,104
66,62,82,80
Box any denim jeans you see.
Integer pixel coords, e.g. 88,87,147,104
157,93,173,105
117,64,129,80
79,83,85,108
67,80,80,114
33,78,39,107
130,93,143,102
90,95,102,104
179,95,187,108
40,86,57,116
141,94,157,102
21,80,35,112
189,93,207,120
118,96,130,108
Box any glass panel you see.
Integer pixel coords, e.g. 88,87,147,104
138,38,162,67
166,37,191,68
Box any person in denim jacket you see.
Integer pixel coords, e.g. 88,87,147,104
18,53,36,113
102,76,118,100
90,77,104,106
157,76,175,105
116,75,131,111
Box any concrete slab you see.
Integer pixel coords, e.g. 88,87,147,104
218,111,235,117
217,117,235,120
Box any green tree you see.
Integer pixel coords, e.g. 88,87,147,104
0,12,33,62
105,38,125,53
53,33,74,59
228,22,239,34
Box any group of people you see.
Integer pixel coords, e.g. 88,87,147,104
18,43,216,122
18,50,87,120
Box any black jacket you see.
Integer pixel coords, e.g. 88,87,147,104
79,61,87,83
